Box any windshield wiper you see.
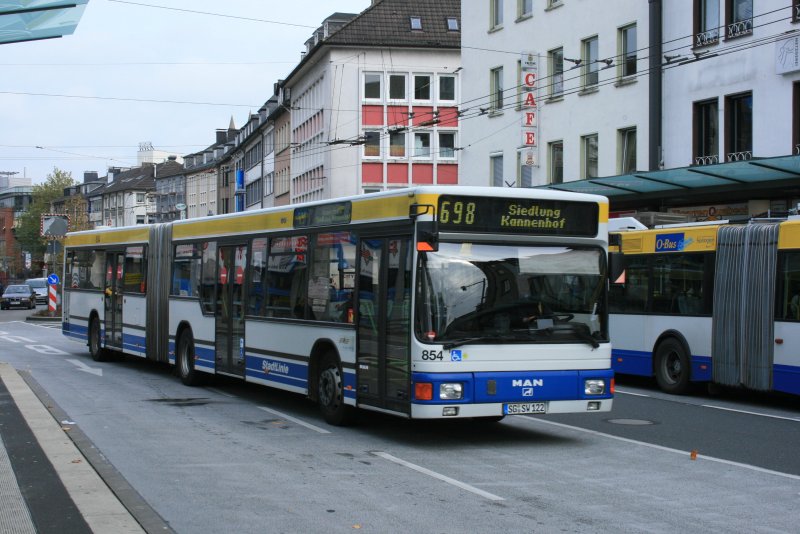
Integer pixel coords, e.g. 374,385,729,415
541,323,600,349
442,334,521,350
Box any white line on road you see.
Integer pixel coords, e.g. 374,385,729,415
206,387,237,398
372,451,505,501
518,417,800,481
256,406,331,434
66,359,103,377
700,404,800,422
614,388,651,397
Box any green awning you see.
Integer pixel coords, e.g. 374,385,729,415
0,1,88,45
539,154,800,198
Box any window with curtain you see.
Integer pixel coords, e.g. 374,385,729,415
549,141,563,184
549,47,564,97
490,153,504,186
582,134,598,178
582,36,599,88
619,128,636,174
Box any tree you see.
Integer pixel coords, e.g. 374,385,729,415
16,168,76,274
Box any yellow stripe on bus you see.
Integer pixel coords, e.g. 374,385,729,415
64,227,150,247
778,220,800,250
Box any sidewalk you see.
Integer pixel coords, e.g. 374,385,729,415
0,362,145,534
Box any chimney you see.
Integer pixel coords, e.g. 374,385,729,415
168,155,178,161
216,129,227,144
83,171,99,183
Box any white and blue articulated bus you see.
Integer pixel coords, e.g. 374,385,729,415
63,187,613,425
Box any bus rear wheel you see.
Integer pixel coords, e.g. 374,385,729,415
177,330,202,386
318,352,354,426
88,317,107,362
655,338,690,395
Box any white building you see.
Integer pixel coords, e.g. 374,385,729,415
460,0,651,188
282,0,462,203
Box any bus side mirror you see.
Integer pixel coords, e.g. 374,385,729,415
609,252,625,284
416,221,439,252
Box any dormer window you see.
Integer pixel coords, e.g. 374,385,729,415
446,17,459,31
410,16,422,30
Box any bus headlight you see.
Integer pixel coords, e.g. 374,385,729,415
584,379,606,395
439,383,463,400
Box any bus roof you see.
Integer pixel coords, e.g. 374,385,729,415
65,186,610,245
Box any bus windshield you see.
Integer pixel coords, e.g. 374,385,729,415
416,243,607,347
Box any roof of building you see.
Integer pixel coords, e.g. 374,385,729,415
284,0,460,86
324,0,460,48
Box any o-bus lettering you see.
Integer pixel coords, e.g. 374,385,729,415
656,238,681,250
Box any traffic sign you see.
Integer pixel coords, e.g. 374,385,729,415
47,273,60,285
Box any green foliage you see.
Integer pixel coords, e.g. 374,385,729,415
16,168,76,258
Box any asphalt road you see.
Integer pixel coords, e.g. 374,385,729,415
1,319,798,533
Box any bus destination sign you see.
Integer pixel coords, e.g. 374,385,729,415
294,201,352,228
437,195,599,237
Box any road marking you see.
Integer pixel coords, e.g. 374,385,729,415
256,406,331,434
207,387,236,398
519,417,800,481
66,359,103,377
614,388,650,397
372,451,504,501
700,404,800,422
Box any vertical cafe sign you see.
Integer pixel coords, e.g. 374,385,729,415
521,51,539,168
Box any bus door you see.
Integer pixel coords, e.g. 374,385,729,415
215,244,247,377
357,236,413,414
103,251,124,350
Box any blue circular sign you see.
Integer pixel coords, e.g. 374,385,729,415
47,273,60,285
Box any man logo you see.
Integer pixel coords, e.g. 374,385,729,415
522,387,533,397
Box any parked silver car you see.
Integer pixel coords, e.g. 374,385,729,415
25,278,48,304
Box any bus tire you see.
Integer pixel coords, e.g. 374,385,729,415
318,352,354,426
177,330,202,387
88,317,107,362
655,338,691,395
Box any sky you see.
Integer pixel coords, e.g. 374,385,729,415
0,0,371,184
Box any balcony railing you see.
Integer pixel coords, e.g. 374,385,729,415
695,29,719,47
695,155,719,166
726,150,752,162
727,18,753,39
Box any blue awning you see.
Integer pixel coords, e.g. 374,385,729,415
0,1,88,45
538,154,800,198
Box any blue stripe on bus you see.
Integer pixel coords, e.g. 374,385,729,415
194,344,216,372
122,332,146,356
774,364,800,395
612,349,713,382
63,322,88,342
412,369,614,404
612,349,652,376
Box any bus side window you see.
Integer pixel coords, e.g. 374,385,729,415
200,242,216,313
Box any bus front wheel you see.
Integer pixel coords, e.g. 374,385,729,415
88,317,107,362
318,352,354,426
655,338,690,395
177,330,202,386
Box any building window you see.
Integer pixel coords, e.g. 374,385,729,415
582,36,599,89
549,141,563,184
518,0,533,19
619,24,637,78
363,131,381,157
490,0,503,29
725,92,752,161
137,192,145,203
490,66,504,112
517,150,533,187
413,132,431,158
694,0,720,47
693,98,718,164
726,0,753,39
439,75,456,101
410,16,422,30
364,73,382,100
581,134,598,179
547,0,562,7
794,1,800,23
439,132,456,159
390,131,406,157
414,74,432,100
619,127,637,174
389,74,406,100
549,47,564,97
446,17,459,31
794,82,800,154
490,153,504,186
